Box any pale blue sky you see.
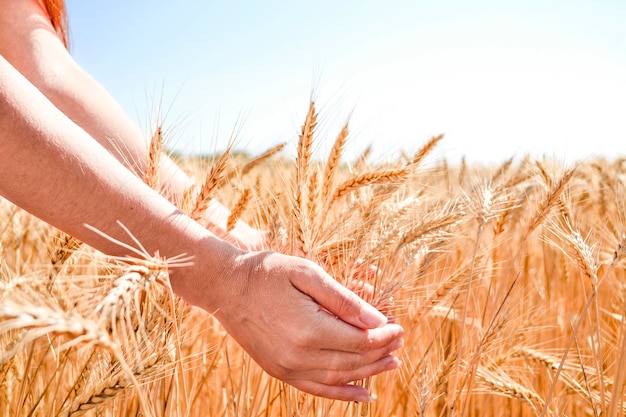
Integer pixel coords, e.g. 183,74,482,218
66,1,626,164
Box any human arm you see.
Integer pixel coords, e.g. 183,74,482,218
0,54,403,401
0,0,264,250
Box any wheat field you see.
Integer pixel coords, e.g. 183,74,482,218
1,101,625,416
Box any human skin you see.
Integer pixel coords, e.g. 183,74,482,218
0,0,264,250
0,0,404,402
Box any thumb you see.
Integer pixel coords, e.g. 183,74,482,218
294,261,388,329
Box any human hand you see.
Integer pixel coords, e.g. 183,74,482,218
211,251,404,402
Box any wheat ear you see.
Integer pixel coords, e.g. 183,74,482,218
474,365,545,413
535,160,551,185
528,166,576,235
411,250,487,326
409,134,444,167
190,146,232,222
291,101,316,256
144,125,163,190
307,165,319,243
490,156,514,184
221,142,287,185
49,232,82,277
329,168,410,208
458,156,467,187
226,188,251,232
396,211,460,252
321,123,349,204
63,347,169,417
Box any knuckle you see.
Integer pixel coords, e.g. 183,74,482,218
353,333,374,353
265,362,289,380
293,326,317,347
329,353,362,372
321,371,353,386
271,353,300,379
298,383,326,398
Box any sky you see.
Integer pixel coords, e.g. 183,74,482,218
65,1,626,165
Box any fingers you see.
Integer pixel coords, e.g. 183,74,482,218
290,260,388,329
310,354,401,387
320,337,404,371
288,380,374,403
289,359,399,401
279,331,403,372
303,305,403,353
288,354,401,402
347,279,396,323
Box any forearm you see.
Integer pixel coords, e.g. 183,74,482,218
0,55,239,310
0,2,191,202
32,53,253,238
0,2,258,247
34,59,194,202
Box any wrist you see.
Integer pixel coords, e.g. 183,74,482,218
208,250,265,322
165,225,246,314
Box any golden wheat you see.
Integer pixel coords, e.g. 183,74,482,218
1,102,626,417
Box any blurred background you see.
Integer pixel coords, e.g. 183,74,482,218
66,0,626,165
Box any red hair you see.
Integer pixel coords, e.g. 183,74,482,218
38,0,68,48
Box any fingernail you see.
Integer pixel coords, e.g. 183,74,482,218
387,357,402,370
360,306,387,328
356,393,377,403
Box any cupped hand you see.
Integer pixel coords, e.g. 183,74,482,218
212,251,404,402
